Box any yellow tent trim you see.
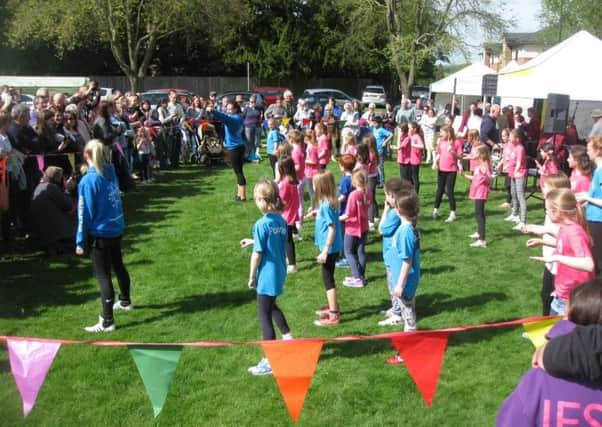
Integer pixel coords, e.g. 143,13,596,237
506,67,536,78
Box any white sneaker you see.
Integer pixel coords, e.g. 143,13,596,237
468,232,480,239
445,213,456,223
504,214,519,222
84,316,115,333
380,308,396,318
512,222,526,231
470,240,487,248
378,314,402,326
287,265,298,273
432,210,439,219
292,234,303,241
248,357,272,376
113,301,133,311
369,222,375,231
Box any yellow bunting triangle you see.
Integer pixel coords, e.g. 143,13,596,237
522,317,562,348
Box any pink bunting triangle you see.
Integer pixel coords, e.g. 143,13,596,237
35,155,44,173
7,339,61,417
391,332,450,407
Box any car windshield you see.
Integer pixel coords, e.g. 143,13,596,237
365,87,384,94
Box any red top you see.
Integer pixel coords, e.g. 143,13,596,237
344,189,371,237
469,163,491,200
409,134,423,165
554,222,594,300
292,144,305,181
570,172,592,194
539,159,559,192
436,138,462,172
318,135,330,166
507,143,527,179
397,134,411,165
305,145,320,179
279,178,300,225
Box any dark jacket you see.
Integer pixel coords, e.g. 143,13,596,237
31,182,75,245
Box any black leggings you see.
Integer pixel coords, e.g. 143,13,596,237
228,146,246,186
541,267,555,316
286,225,296,265
268,154,277,178
89,236,131,326
321,252,338,291
504,174,512,204
399,164,411,182
474,199,486,240
257,294,290,340
409,164,420,194
434,171,457,211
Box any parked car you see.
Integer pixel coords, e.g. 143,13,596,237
141,88,194,110
253,87,288,107
19,93,35,107
301,88,356,109
361,85,387,106
100,87,113,100
215,91,265,108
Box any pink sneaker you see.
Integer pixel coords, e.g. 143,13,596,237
343,278,365,288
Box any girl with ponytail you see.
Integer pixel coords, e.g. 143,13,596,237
529,188,594,316
76,139,132,332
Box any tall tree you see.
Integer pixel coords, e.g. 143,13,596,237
351,0,507,97
4,0,245,92
539,0,602,41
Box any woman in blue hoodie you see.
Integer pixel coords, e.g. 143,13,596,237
208,102,247,202
76,139,132,332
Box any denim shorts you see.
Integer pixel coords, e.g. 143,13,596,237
550,296,566,316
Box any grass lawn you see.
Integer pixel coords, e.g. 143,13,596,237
0,156,547,426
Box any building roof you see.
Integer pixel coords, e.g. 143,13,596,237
503,30,551,47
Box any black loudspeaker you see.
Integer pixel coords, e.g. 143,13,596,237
544,93,569,134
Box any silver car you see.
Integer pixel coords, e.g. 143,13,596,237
361,85,387,107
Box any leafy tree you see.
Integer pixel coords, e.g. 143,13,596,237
539,0,602,41
4,0,244,92
352,0,507,96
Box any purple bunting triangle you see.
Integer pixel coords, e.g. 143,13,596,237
7,339,61,417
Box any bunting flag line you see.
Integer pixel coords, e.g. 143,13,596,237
129,347,182,417
7,339,61,417
522,317,562,348
391,332,450,407
262,340,324,423
35,155,44,173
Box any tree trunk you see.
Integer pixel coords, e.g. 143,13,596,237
127,73,140,94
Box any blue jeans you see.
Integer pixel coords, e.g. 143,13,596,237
550,296,566,316
377,151,385,186
344,233,367,280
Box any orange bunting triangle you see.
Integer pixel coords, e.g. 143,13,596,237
523,317,561,348
261,340,323,423
391,332,450,407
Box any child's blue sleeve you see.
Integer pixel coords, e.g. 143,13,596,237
398,226,416,261
252,222,265,253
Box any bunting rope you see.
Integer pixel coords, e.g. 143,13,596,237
0,314,557,347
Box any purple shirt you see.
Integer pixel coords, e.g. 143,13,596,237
497,320,602,426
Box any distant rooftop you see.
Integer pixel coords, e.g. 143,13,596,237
503,29,553,47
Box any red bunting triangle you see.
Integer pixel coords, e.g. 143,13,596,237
391,332,450,407
261,340,323,423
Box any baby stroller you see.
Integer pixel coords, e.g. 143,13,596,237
196,120,224,166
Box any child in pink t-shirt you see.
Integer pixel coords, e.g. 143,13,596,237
568,145,592,194
278,157,300,273
289,129,306,233
316,122,331,170
339,170,371,288
503,129,528,231
463,129,482,172
461,145,492,248
535,142,559,193
529,188,594,315
433,125,463,222
364,134,380,228
342,130,357,157
304,130,320,207
408,122,424,194
396,123,411,182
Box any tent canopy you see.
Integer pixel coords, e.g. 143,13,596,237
430,63,496,96
497,31,602,101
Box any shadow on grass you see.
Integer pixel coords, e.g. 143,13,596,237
421,264,456,275
119,290,255,329
418,291,508,319
319,337,392,360
0,166,216,320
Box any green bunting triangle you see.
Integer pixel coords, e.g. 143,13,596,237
129,347,182,417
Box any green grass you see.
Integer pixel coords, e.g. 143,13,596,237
0,158,547,426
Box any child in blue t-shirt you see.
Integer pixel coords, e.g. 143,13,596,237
307,170,343,326
266,118,282,178
335,154,356,268
240,179,293,375
371,116,393,186
384,190,421,365
378,178,414,326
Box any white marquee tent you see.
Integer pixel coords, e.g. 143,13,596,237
430,63,496,96
497,30,602,101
